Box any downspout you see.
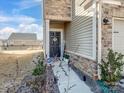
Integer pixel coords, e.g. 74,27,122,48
97,0,102,79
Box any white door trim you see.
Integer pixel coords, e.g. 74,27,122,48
45,20,50,58
112,17,124,49
49,28,64,58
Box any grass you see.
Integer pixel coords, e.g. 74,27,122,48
0,51,42,92
32,53,45,76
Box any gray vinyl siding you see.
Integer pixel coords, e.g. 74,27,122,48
65,0,95,58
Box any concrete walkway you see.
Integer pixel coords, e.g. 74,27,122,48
52,61,93,93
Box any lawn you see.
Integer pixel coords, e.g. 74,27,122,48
0,51,42,93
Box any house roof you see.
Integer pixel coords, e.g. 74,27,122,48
8,33,37,40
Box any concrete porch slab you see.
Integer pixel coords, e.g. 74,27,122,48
52,61,93,93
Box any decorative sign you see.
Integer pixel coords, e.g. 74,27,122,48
53,37,57,42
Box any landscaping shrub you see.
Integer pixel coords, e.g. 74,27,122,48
63,54,70,59
32,54,45,76
99,49,124,85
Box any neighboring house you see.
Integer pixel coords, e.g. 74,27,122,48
0,40,3,51
43,0,124,80
2,33,42,50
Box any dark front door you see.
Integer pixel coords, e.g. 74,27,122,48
50,31,61,57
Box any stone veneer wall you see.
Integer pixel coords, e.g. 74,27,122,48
44,0,72,21
66,52,98,80
101,3,124,59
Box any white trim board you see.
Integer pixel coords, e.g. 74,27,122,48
45,20,50,58
66,50,96,61
103,0,122,5
97,0,102,80
92,0,97,60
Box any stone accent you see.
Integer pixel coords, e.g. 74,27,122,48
66,52,98,80
101,4,124,59
71,65,102,93
44,0,72,21
45,65,60,93
16,75,45,93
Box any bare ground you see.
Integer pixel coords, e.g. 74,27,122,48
0,51,42,93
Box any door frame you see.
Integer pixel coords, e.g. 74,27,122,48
49,28,64,58
112,17,124,49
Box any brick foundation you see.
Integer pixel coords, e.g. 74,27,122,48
66,51,98,80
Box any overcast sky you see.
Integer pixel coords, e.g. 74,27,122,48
0,0,43,40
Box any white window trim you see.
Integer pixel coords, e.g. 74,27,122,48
103,0,122,5
66,50,95,61
49,28,64,58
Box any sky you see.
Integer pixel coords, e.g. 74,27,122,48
0,0,43,40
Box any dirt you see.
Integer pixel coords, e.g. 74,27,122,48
0,52,41,93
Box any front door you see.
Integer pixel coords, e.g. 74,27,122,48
50,31,61,57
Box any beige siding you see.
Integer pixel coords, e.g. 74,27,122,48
65,0,95,58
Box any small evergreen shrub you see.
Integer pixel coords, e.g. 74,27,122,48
32,54,45,76
99,49,124,85
63,54,70,59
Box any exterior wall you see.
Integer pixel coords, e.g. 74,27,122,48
67,52,98,79
101,3,124,59
44,0,72,57
65,0,98,79
65,0,96,59
44,0,72,21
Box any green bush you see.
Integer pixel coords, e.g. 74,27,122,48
63,54,70,59
99,49,124,85
32,55,45,76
